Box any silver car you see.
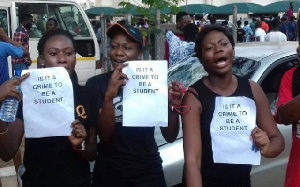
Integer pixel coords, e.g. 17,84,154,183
157,41,299,187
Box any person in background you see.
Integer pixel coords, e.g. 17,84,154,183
250,17,257,34
182,25,284,187
279,17,289,39
0,24,29,187
260,16,269,33
208,16,216,25
275,44,300,187
0,27,22,47
0,42,29,87
12,14,33,73
35,16,46,35
255,20,266,42
287,16,297,41
0,29,98,186
45,18,58,31
243,20,253,42
0,41,30,187
265,18,287,42
236,20,245,43
166,23,199,66
37,18,59,68
286,2,294,22
198,15,206,32
86,23,183,187
164,11,191,66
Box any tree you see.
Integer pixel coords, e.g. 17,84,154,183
118,0,183,24
118,0,184,60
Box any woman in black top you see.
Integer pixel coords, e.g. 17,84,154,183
0,29,98,187
86,23,182,187
182,25,284,187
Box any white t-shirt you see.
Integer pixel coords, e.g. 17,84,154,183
255,28,266,42
265,31,287,42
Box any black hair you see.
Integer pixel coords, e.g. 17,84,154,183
252,17,256,22
117,19,127,26
183,23,199,42
271,18,280,30
237,20,242,27
221,20,228,26
176,11,189,23
195,25,235,61
47,18,58,27
20,14,33,23
244,20,249,26
255,20,262,29
37,28,76,56
209,16,216,24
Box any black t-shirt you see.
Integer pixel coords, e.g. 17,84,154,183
17,80,99,187
85,72,162,178
237,28,245,42
190,76,252,187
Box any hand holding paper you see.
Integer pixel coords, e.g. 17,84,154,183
106,63,128,100
251,127,270,156
169,82,183,109
68,119,87,148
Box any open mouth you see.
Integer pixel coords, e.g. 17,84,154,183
113,59,125,64
215,57,228,64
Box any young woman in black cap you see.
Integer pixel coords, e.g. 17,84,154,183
86,23,183,187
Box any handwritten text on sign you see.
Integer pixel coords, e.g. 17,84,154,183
122,60,168,127
21,67,74,138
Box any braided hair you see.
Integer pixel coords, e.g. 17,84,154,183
37,28,76,56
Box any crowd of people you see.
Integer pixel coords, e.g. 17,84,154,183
0,7,300,187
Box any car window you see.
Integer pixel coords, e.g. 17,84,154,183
259,55,298,114
233,57,261,78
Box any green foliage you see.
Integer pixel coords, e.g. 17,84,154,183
118,0,183,23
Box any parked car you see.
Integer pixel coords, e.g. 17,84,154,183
157,41,299,187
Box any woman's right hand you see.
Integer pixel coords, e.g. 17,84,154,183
0,72,30,103
105,63,128,100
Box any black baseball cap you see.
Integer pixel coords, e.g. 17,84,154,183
107,23,143,48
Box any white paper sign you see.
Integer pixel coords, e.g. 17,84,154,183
21,67,74,138
210,96,261,165
122,60,168,127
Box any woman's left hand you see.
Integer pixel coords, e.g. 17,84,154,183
168,82,184,108
251,127,270,155
68,119,87,148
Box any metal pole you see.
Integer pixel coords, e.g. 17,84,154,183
126,14,131,25
100,13,110,73
232,5,237,44
155,10,161,60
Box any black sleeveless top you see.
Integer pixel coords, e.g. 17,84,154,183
190,76,253,187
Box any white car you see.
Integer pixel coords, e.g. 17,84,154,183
158,41,299,187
